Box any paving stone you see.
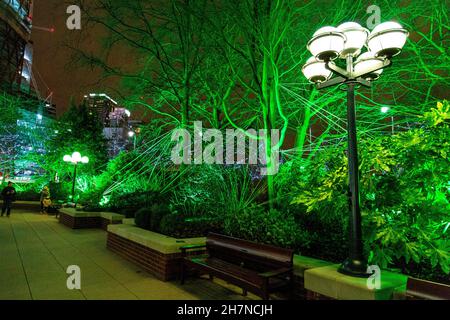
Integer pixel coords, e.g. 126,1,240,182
0,211,258,300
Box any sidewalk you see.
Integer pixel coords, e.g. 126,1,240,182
0,210,256,300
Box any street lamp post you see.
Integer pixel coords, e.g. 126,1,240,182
302,21,408,277
63,152,89,203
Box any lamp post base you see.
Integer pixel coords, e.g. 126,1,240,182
338,258,370,278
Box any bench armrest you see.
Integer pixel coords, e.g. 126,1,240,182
258,267,292,278
180,244,207,256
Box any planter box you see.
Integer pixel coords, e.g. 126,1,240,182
292,255,333,299
59,208,124,230
304,264,408,300
14,201,41,211
106,224,206,281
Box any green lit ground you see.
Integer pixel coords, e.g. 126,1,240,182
0,210,257,300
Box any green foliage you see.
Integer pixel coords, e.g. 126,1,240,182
224,205,311,250
171,165,263,218
422,100,450,127
134,203,172,232
149,204,172,233
41,103,109,197
134,207,153,231
119,190,165,208
63,0,449,283
10,183,41,201
0,92,21,128
159,214,222,239
286,102,450,278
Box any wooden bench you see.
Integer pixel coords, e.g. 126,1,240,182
402,277,450,300
180,233,294,300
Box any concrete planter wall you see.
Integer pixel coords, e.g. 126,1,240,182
103,222,435,300
13,201,42,211
59,208,125,230
106,224,206,281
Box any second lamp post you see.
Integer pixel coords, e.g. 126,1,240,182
63,152,89,203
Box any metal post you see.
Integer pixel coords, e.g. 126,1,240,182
391,116,395,134
71,163,78,203
338,55,368,277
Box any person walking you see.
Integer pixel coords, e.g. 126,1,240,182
1,182,16,218
40,186,50,214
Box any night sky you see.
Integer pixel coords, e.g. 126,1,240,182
31,1,120,117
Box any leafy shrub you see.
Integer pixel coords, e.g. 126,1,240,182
15,189,40,201
134,207,152,230
118,207,138,219
159,214,184,237
160,214,222,238
148,204,171,233
111,191,161,209
287,101,450,281
223,205,311,250
48,181,71,202
134,204,172,232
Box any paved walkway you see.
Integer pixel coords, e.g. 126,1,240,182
0,210,257,300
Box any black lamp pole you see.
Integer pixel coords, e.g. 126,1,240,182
339,85,366,277
339,56,367,277
315,55,392,277
71,163,78,202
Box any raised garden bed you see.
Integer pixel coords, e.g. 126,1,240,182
304,264,408,300
292,255,333,299
102,220,445,300
106,223,205,281
59,207,124,230
13,201,42,211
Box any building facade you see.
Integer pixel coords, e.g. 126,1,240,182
0,0,55,183
0,0,32,94
84,93,132,158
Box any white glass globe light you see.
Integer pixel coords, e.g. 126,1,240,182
63,155,72,162
337,22,369,58
302,56,332,83
307,26,345,61
81,156,89,164
354,51,385,81
71,152,82,163
367,21,408,57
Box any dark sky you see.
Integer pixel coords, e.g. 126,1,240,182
31,1,121,117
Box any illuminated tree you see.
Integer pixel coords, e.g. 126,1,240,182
42,103,109,185
66,0,449,206
0,92,49,184
70,0,213,128
0,92,22,181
